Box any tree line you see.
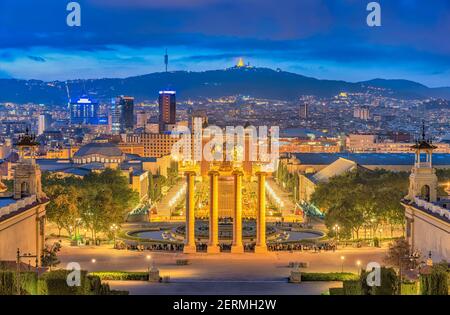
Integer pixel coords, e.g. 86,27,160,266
311,169,409,240
43,169,139,243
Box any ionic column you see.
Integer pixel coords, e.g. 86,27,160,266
231,170,244,253
183,171,197,254
207,171,220,253
255,172,268,253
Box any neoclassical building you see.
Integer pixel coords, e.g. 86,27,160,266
402,127,450,262
0,132,48,266
73,139,125,165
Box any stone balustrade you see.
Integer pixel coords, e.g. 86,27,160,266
414,197,450,220
0,195,37,218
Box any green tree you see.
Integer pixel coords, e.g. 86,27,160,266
45,185,81,237
41,242,61,270
311,169,408,240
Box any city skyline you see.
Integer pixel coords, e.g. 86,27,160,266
0,0,449,87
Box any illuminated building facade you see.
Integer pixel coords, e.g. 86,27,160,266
70,97,100,125
158,91,176,131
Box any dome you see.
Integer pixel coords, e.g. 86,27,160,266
73,142,124,164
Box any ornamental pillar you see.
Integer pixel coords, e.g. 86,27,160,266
231,170,244,253
207,171,220,253
183,171,197,254
255,172,268,253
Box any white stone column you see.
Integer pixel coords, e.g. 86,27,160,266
207,170,220,253
231,170,244,253
255,171,268,253
183,171,197,254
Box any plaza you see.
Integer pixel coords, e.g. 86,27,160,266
55,240,386,295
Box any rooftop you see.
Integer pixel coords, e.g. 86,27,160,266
74,142,123,158
309,158,359,184
293,153,450,166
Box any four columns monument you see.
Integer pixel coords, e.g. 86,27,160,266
183,170,269,254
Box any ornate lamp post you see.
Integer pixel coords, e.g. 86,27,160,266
16,248,38,295
110,224,118,249
340,255,345,273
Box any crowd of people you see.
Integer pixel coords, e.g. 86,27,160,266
268,242,336,252
116,241,183,252
117,240,336,253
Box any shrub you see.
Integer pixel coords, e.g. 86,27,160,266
360,267,399,295
343,280,362,295
38,270,89,295
0,271,38,295
89,271,149,281
301,272,358,282
420,264,449,295
401,282,418,295
329,287,344,295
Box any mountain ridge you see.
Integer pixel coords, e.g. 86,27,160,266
0,67,449,104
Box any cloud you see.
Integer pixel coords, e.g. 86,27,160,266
27,55,46,62
90,0,225,9
0,68,11,78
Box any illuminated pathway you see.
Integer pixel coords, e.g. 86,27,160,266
153,181,186,221
266,178,297,219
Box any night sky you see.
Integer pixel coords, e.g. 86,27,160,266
0,0,449,87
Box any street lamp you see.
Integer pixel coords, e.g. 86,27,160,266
340,255,345,273
356,260,362,275
110,224,118,249
91,258,96,264
333,224,340,249
146,254,154,271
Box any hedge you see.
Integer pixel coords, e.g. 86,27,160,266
89,271,149,281
301,272,358,282
0,270,129,295
343,280,362,295
401,282,418,295
0,271,38,295
329,287,344,295
38,270,92,295
420,271,449,295
360,267,399,295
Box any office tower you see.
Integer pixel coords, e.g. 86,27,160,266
158,91,176,131
111,96,135,134
299,102,309,119
70,97,99,125
136,111,149,129
38,113,52,135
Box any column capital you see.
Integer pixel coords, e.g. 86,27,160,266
208,170,220,176
232,169,244,176
184,170,197,176
255,171,268,177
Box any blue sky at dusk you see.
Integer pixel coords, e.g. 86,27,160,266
0,0,449,87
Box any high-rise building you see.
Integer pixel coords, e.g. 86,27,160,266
299,102,309,119
70,97,99,125
136,111,149,129
38,113,52,135
111,96,135,134
158,91,176,131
